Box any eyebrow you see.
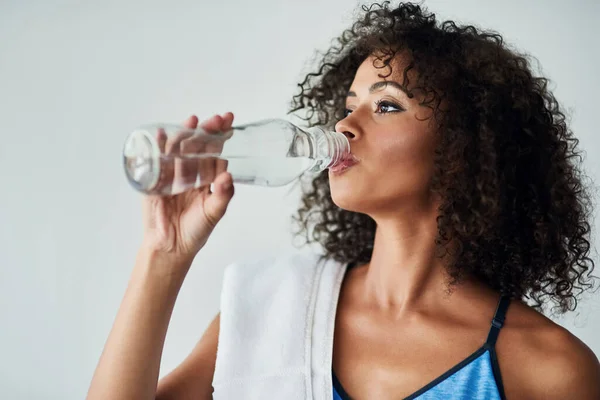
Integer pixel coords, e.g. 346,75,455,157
346,81,407,97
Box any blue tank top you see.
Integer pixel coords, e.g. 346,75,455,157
332,295,510,400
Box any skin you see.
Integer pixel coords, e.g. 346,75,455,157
330,55,600,399
87,56,600,400
87,114,235,400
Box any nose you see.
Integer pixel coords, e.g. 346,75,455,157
334,113,361,141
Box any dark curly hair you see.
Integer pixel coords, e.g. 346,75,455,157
288,1,598,314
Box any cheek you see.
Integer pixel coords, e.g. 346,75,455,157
392,136,436,194
370,139,434,202
329,129,437,213
372,131,434,176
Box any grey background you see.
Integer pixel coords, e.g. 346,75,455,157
0,0,598,398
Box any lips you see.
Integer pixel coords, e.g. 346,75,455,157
329,154,359,174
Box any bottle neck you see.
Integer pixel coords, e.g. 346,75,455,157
295,126,350,172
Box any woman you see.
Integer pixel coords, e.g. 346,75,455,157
87,2,600,399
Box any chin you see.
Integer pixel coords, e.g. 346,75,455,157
329,172,405,216
329,173,372,213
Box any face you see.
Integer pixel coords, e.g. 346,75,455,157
330,54,439,216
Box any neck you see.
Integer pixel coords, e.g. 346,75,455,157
353,194,463,314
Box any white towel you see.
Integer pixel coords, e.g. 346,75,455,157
212,252,348,399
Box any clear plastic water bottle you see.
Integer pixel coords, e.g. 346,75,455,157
123,118,351,195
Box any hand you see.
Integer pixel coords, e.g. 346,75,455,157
140,113,235,264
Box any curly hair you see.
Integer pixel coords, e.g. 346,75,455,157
288,1,598,314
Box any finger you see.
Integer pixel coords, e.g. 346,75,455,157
178,134,206,191
180,132,216,189
152,127,172,194
157,128,167,153
222,112,234,128
215,112,234,176
203,171,234,222
168,131,195,193
199,114,224,133
170,116,198,194
213,171,234,195
184,115,199,129
165,131,194,153
195,114,224,188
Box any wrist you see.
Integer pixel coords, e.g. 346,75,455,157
134,245,194,283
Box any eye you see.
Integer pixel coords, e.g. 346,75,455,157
375,100,403,114
342,100,404,119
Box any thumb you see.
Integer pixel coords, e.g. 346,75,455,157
203,172,235,223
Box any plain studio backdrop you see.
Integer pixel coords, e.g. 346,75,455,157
1,0,599,398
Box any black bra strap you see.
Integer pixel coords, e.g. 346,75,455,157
485,295,511,347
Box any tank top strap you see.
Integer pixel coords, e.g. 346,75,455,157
484,295,511,347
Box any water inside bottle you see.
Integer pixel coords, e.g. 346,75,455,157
154,154,315,190
124,122,343,194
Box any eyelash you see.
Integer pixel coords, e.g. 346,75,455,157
343,100,403,118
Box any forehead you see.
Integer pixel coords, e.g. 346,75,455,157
353,54,410,84
348,53,428,104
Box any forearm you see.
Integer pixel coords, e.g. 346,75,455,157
87,249,192,400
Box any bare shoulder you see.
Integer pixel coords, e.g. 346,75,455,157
499,300,600,399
